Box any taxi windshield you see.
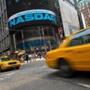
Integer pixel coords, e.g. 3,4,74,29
0,57,10,61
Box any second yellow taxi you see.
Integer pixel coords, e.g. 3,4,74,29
0,56,21,71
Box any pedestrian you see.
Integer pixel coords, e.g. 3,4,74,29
25,54,29,63
28,54,32,63
38,52,42,59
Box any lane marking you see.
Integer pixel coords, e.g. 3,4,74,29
0,77,11,81
6,72,15,76
0,72,16,81
77,83,90,88
23,58,45,64
0,78,4,81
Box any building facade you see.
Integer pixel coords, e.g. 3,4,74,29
0,0,80,53
78,0,90,27
58,0,80,36
0,0,10,53
6,0,64,52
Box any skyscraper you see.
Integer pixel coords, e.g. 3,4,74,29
78,0,90,27
0,0,10,53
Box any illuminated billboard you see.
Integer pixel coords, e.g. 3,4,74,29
8,9,57,28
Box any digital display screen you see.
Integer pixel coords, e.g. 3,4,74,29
8,9,57,28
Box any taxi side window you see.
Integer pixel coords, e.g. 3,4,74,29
82,34,90,43
69,30,90,47
69,37,83,46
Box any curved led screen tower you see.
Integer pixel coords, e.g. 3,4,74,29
8,9,57,28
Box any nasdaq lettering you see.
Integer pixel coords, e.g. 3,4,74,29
9,13,56,27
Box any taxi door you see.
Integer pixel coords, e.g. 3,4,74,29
66,29,90,71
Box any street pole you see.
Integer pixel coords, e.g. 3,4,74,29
47,27,52,50
41,26,47,53
48,40,52,50
21,30,25,50
13,34,17,50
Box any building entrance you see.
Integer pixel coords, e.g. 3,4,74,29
12,25,60,53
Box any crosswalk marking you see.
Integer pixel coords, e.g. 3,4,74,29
77,83,90,88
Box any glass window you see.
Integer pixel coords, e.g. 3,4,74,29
82,34,90,44
69,29,90,46
69,37,84,46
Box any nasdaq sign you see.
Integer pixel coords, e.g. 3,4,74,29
8,9,57,28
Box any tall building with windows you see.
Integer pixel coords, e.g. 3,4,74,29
0,0,80,53
0,0,10,53
58,0,80,36
78,0,90,27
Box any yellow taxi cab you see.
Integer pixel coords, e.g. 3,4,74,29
45,28,90,77
0,56,21,71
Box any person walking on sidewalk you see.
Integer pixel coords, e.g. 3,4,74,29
25,54,29,63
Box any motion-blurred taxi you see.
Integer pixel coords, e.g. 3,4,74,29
45,28,90,77
0,56,21,71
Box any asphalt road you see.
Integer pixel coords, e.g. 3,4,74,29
0,60,90,90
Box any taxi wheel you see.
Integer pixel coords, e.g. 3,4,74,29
59,59,73,78
0,65,4,72
16,66,20,69
0,66,2,72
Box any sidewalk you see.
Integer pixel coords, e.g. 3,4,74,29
23,57,45,64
